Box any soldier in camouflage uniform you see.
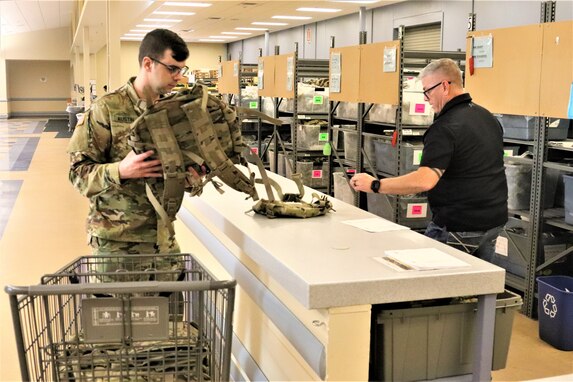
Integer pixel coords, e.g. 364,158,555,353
68,29,198,262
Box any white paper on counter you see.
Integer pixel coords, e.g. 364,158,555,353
383,248,471,271
341,218,409,233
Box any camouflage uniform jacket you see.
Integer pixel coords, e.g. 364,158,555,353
67,77,160,243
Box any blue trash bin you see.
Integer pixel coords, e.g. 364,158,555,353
537,276,573,351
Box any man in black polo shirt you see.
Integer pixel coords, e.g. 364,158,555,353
350,58,507,262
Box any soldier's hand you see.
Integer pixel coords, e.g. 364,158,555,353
119,150,163,179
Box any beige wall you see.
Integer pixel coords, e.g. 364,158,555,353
0,25,227,113
7,60,70,117
1,27,71,60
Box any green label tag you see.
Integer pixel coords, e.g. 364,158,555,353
249,101,258,109
413,149,423,165
318,132,329,141
313,95,324,105
503,149,513,157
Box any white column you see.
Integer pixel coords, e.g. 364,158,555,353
107,0,122,91
0,27,8,118
82,26,91,109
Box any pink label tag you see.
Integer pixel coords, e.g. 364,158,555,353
414,103,426,113
411,205,423,215
312,170,322,178
251,147,258,154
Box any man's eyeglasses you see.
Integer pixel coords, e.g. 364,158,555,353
150,57,189,77
423,80,451,99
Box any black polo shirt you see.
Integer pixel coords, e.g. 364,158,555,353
420,93,508,232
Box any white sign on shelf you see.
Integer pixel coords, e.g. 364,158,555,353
258,61,264,90
472,35,493,68
233,62,239,77
383,47,397,72
330,52,341,74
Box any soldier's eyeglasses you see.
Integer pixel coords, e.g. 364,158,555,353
423,80,451,99
150,57,189,77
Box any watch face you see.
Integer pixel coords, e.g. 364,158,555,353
371,179,380,193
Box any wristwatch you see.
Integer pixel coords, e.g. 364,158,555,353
371,179,381,193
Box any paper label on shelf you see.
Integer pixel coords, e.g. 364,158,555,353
409,101,431,116
383,47,397,72
330,73,341,93
406,203,427,218
413,149,423,165
495,236,508,257
330,52,341,74
318,132,329,141
472,35,493,68
233,62,239,77
286,73,294,92
313,95,324,105
250,147,259,155
218,65,222,79
249,101,258,109
312,170,322,179
568,82,573,119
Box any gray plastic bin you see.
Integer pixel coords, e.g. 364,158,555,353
497,115,569,140
333,172,354,204
367,193,431,229
371,290,522,382
505,164,560,210
374,140,423,176
564,174,573,224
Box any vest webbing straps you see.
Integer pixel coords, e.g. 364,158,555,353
142,109,187,236
181,96,259,201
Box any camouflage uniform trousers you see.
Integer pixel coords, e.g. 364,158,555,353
89,227,182,282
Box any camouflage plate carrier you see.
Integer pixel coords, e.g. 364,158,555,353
128,84,333,230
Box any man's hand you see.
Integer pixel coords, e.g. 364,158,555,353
350,173,376,192
119,150,163,179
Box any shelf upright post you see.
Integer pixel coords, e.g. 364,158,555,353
292,42,300,174
392,25,406,223
354,29,367,207
327,36,336,196
523,0,557,317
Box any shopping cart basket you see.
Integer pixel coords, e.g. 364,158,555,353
5,254,236,381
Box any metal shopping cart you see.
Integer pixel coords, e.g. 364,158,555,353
5,254,236,381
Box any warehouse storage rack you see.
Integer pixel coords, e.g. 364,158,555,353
5,254,236,382
258,44,331,191
327,27,465,230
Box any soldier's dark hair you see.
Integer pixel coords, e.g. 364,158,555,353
138,29,189,65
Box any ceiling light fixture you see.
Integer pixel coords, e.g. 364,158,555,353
331,1,379,3
221,31,252,35
199,38,225,42
164,2,212,7
296,7,341,13
153,11,196,16
136,24,173,28
252,22,288,26
209,35,236,39
236,27,268,31
272,15,312,20
130,29,152,33
144,18,182,23
121,37,144,41
124,33,146,37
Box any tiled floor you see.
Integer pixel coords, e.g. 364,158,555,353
0,118,571,381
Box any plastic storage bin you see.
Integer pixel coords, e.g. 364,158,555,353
292,123,328,150
367,193,430,229
374,140,424,176
492,217,573,277
370,290,523,381
343,130,358,162
285,159,329,188
537,276,573,351
564,175,573,224
333,172,354,204
505,164,560,210
496,115,569,140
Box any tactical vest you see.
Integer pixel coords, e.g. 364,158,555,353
129,84,333,232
